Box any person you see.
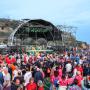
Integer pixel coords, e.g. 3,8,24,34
0,46,89,90
52,70,59,90
34,67,43,83
81,75,90,90
7,64,12,80
50,67,56,90
37,80,44,90
67,74,74,86
79,56,84,65
67,79,81,90
11,55,16,64
0,65,4,90
3,67,11,90
58,74,68,90
11,78,22,90
58,65,62,78
0,84,3,90
76,64,83,76
24,67,32,86
14,71,24,85
75,71,83,87
75,54,80,64
0,65,4,86
65,61,72,73
13,66,19,80
26,77,37,90
83,63,90,76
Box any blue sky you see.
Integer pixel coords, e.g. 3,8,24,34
0,0,90,43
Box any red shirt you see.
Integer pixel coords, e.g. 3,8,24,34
59,78,68,86
5,56,12,64
0,55,3,64
38,87,44,90
67,77,74,85
26,83,37,90
11,57,16,63
24,55,27,64
58,68,62,77
75,75,83,87
76,66,83,75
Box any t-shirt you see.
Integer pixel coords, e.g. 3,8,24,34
4,73,11,81
13,70,18,79
24,71,32,86
65,63,72,72
59,78,68,86
26,83,37,90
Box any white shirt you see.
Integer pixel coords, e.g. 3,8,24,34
4,73,11,81
13,70,18,80
73,68,77,77
65,63,72,72
24,71,32,86
79,59,83,65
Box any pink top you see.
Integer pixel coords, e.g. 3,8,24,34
67,78,74,85
50,75,60,84
58,68,62,77
50,75,55,84
59,78,68,86
11,57,16,63
75,75,83,87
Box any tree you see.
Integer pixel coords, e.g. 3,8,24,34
23,38,35,45
37,38,47,45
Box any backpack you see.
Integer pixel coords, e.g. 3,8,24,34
54,77,59,87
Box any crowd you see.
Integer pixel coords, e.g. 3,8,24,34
0,47,90,90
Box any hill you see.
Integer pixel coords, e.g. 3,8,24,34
0,18,21,43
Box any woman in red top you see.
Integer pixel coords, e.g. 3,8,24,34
75,71,83,87
76,64,83,76
26,77,37,90
5,55,12,64
58,74,68,90
58,65,62,78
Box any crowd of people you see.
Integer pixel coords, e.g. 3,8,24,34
0,47,90,90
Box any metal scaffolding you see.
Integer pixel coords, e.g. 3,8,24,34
8,19,62,46
57,25,77,47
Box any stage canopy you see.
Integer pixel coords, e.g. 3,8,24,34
8,19,62,45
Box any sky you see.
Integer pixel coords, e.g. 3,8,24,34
0,0,90,43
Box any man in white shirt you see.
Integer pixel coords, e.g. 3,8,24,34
65,62,72,73
3,67,11,87
24,69,32,86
